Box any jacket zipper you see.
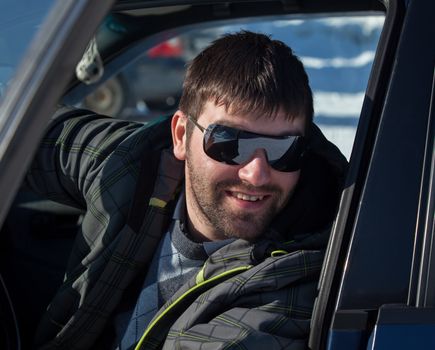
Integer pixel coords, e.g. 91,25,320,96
135,265,252,350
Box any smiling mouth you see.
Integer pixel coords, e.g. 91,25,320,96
230,191,266,202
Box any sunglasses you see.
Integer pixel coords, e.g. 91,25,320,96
187,115,306,172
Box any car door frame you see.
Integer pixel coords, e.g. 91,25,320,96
0,0,115,230
309,0,435,348
0,1,114,348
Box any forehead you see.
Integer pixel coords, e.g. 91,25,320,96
197,100,306,136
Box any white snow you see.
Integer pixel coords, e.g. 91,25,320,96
301,51,376,69
313,92,365,117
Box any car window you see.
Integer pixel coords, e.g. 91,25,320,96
78,13,384,160
0,0,58,106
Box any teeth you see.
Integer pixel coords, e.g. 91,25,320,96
234,192,264,201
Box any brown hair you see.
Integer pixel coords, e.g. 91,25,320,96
179,30,313,136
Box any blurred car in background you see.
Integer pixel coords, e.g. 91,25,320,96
81,37,186,118
78,17,384,159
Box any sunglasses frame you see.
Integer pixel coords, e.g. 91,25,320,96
186,115,306,172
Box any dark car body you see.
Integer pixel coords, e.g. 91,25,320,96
0,0,433,349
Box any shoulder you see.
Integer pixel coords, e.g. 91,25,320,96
201,238,325,292
48,106,173,156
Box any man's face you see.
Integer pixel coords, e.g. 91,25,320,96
172,101,305,241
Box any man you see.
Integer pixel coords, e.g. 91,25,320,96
27,31,347,349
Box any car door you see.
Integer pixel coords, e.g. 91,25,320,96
309,0,435,348
0,1,114,348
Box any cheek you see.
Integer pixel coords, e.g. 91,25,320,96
203,158,238,181
187,141,227,178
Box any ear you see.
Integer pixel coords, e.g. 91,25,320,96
171,110,187,161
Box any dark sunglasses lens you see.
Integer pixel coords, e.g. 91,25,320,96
204,125,305,172
269,137,306,172
203,125,239,164
235,136,291,163
238,135,304,172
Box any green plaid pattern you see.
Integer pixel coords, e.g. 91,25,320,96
27,108,179,349
27,107,346,350
137,235,326,350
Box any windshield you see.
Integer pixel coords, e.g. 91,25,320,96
0,0,57,104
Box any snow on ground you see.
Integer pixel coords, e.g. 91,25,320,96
319,126,357,160
276,15,383,160
222,14,385,159
313,92,366,117
302,51,376,69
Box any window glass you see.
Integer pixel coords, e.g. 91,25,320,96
81,14,384,159
0,0,57,105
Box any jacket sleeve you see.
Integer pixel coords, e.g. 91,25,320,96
26,106,143,209
161,250,322,350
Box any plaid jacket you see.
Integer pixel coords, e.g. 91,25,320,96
27,107,347,350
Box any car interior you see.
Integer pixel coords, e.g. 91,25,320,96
4,0,422,349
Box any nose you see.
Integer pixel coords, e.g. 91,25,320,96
237,149,271,187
